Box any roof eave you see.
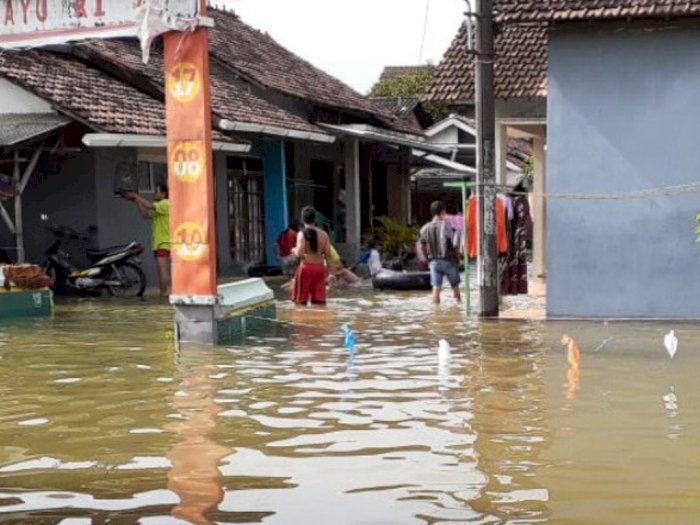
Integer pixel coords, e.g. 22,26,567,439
82,133,251,153
318,123,452,154
218,119,335,144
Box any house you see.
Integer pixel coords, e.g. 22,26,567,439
410,113,531,223
493,0,700,318
0,8,439,287
422,20,549,286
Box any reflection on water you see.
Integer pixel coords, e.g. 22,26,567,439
0,294,699,524
166,349,229,524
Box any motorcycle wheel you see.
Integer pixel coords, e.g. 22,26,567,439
107,263,146,298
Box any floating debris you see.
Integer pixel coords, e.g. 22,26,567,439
18,418,49,427
662,386,678,411
341,324,356,354
53,378,82,385
438,339,451,367
592,337,614,353
561,335,581,368
664,330,678,359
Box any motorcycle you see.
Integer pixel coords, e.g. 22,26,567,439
42,217,147,297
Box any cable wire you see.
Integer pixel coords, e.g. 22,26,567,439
418,0,432,63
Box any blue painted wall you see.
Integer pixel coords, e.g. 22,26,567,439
548,25,700,318
263,140,288,266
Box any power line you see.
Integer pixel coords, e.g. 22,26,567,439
503,180,700,200
418,0,432,63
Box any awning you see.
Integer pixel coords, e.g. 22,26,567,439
218,119,335,144
412,149,476,174
82,133,251,153
318,123,454,154
0,113,71,147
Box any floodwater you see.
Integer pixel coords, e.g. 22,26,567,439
0,290,699,524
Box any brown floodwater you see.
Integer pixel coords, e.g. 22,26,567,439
0,289,698,524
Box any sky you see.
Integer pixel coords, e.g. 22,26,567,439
216,0,464,94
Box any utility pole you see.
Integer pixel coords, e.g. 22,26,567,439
475,0,499,316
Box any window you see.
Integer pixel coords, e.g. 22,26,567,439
227,157,265,265
137,162,167,193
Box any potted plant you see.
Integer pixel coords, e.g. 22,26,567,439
369,216,419,270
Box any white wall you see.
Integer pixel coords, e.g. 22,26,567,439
428,127,459,146
0,78,53,114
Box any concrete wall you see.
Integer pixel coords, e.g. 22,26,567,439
23,149,98,267
93,149,157,285
548,25,700,318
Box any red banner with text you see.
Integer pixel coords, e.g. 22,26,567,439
163,21,217,298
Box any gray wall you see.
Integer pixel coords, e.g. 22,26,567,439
93,149,157,285
548,25,700,318
24,150,98,267
18,146,242,288
95,149,236,285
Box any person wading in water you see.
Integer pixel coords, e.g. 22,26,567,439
292,206,332,306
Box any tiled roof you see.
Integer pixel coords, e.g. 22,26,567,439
0,8,412,141
496,0,700,22
0,49,240,144
370,97,424,131
0,113,71,147
508,138,533,169
209,9,407,129
80,9,411,133
422,23,548,103
79,39,326,134
379,66,433,82
0,50,166,135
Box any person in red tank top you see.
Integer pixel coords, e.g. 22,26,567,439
291,207,331,305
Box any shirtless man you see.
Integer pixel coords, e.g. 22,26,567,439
291,206,332,305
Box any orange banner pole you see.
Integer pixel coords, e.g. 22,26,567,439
163,2,217,300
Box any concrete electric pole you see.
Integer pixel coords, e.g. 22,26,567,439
475,0,499,317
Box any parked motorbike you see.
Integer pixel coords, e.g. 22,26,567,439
42,217,147,297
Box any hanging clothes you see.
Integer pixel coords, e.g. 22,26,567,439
500,195,532,296
466,196,508,259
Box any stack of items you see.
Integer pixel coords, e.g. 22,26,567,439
1,264,53,291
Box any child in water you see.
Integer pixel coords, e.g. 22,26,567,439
355,239,383,278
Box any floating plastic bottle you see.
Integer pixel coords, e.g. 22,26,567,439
438,339,451,366
341,324,356,354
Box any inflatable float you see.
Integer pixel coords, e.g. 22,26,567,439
372,269,432,291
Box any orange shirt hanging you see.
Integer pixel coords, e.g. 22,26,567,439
466,196,508,259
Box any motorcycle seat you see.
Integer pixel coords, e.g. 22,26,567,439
86,242,140,262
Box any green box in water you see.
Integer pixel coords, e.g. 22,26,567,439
0,289,53,318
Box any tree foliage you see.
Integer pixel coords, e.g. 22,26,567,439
369,68,434,98
369,67,450,124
